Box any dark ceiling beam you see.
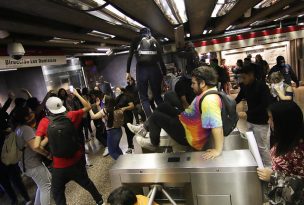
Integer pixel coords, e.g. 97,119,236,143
0,38,103,49
236,0,296,29
214,0,262,33
107,0,175,39
0,19,129,45
0,0,137,40
265,2,304,22
185,0,217,36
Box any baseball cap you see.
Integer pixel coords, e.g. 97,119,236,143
46,97,66,114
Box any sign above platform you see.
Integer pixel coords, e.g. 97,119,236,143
0,55,67,69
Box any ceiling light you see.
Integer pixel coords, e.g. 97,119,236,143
226,25,234,30
76,53,107,56
211,0,239,17
203,30,208,35
186,33,190,37
115,51,129,55
104,5,145,29
89,30,115,39
208,30,213,34
154,0,178,24
224,27,251,35
254,0,280,9
283,5,290,10
170,0,188,24
0,68,17,72
164,37,169,41
274,15,290,22
49,37,80,44
250,20,266,26
298,14,304,18
299,23,304,25
96,48,110,51
92,0,106,6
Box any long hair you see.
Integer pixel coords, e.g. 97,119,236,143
10,106,33,130
104,95,115,128
269,101,304,156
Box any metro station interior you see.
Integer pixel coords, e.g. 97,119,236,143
0,0,304,205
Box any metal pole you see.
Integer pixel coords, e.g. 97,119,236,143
147,188,153,198
161,188,177,205
148,186,158,205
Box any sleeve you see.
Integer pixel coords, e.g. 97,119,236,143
1,97,12,112
22,126,36,142
174,80,186,98
289,65,299,87
235,85,245,104
201,95,222,129
126,39,137,73
35,118,49,137
67,109,84,124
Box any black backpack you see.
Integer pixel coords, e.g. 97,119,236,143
136,36,158,62
199,90,238,136
47,115,80,158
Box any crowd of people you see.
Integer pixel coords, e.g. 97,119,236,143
0,51,303,205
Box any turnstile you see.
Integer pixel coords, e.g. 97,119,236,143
110,150,263,205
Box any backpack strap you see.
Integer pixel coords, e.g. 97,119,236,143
199,90,223,114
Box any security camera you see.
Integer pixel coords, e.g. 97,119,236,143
7,42,25,60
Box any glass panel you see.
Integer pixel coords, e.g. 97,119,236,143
211,0,239,17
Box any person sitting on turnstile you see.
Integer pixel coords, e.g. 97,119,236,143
108,186,158,205
257,101,304,204
128,66,224,159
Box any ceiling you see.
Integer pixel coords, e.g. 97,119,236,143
0,0,303,56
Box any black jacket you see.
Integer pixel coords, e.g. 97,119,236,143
235,81,271,125
268,64,299,87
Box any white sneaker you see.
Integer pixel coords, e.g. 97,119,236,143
135,133,155,150
102,147,109,157
127,123,145,135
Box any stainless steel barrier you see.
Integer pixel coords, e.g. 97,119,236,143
110,150,263,205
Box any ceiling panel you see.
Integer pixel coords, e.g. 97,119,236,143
0,0,137,40
185,0,217,36
108,0,175,39
214,0,262,33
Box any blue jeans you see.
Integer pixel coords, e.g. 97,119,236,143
107,128,123,160
136,63,163,118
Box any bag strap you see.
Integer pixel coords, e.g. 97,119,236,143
22,147,26,172
199,90,221,114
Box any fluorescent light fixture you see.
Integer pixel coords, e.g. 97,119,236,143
299,22,304,25
226,25,234,30
250,20,266,26
203,30,208,35
211,4,222,17
89,30,115,39
274,15,290,22
92,0,106,6
298,14,304,18
106,49,113,56
154,0,178,24
49,37,80,44
208,30,213,34
224,27,251,35
104,5,145,29
186,33,190,37
254,0,280,9
115,50,129,55
0,68,17,72
76,53,107,56
164,37,169,41
96,48,110,51
0,30,9,39
171,0,188,24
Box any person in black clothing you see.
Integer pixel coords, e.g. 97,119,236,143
255,54,269,82
210,58,229,93
126,27,167,118
125,77,146,124
235,64,272,167
0,92,32,205
268,56,299,87
114,87,135,154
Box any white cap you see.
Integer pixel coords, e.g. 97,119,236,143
46,97,66,114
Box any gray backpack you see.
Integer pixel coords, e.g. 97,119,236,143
1,132,24,165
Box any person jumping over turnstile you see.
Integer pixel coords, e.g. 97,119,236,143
126,28,167,118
